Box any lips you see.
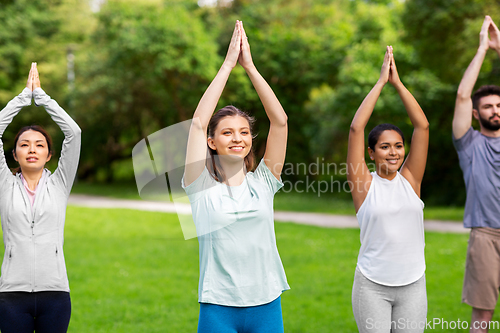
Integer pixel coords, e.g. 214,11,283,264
26,157,38,162
229,146,244,151
386,158,399,165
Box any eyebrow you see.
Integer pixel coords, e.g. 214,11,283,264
19,139,45,143
379,141,403,145
220,127,250,131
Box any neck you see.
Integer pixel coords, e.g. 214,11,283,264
376,168,398,181
21,169,44,191
218,156,246,186
480,127,500,138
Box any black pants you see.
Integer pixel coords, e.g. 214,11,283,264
0,291,71,333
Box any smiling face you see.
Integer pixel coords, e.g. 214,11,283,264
13,129,52,174
207,115,252,159
474,94,500,132
368,130,405,179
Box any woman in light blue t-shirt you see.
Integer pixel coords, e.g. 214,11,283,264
183,21,289,333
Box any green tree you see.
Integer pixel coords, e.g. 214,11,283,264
0,0,94,173
72,0,221,181
402,0,500,204
201,0,357,179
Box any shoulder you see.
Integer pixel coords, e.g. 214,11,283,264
182,167,218,201
398,172,425,207
453,127,480,151
247,159,283,194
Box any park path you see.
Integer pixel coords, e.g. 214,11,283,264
68,194,469,234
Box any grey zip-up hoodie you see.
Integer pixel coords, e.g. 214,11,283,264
0,87,81,292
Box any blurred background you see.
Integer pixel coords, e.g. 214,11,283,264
2,0,500,206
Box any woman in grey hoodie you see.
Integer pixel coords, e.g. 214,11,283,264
0,63,81,333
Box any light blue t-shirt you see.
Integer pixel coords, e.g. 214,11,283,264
183,160,290,306
453,127,500,228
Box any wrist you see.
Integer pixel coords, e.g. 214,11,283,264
243,64,257,74
477,46,488,55
393,83,407,95
391,79,404,88
220,60,236,71
220,62,235,73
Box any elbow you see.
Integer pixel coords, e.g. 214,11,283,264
350,124,363,133
456,89,471,103
414,120,429,133
280,114,288,127
272,114,288,128
421,121,430,131
73,124,82,137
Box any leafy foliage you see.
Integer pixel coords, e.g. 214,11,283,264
1,0,499,204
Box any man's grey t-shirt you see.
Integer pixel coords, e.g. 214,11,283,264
453,127,500,228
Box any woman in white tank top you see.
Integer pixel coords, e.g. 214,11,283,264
347,46,429,333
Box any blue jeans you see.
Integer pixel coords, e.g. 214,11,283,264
198,296,284,333
0,291,71,333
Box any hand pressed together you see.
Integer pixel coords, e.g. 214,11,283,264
25,62,41,91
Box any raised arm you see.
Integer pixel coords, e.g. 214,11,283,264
390,52,429,197
238,21,288,180
453,16,492,139
0,64,34,182
347,47,391,212
184,22,241,186
32,65,81,194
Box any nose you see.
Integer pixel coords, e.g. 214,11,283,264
28,144,35,153
389,146,396,155
232,132,242,142
494,106,500,116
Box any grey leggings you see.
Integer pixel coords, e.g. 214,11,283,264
352,268,427,333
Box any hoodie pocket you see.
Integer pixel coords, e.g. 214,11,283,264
1,243,32,287
35,243,62,287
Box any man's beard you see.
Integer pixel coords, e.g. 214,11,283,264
478,113,500,131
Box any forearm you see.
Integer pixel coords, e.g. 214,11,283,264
394,83,429,129
0,88,32,137
457,48,487,98
0,88,32,178
34,88,81,190
192,64,233,127
452,48,486,138
350,81,385,131
245,66,287,126
33,88,81,137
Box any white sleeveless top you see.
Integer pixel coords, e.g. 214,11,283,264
356,171,425,286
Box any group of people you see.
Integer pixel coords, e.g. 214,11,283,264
183,17,500,333
0,15,500,333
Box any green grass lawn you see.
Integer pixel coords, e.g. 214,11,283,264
0,207,488,332
72,182,465,221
